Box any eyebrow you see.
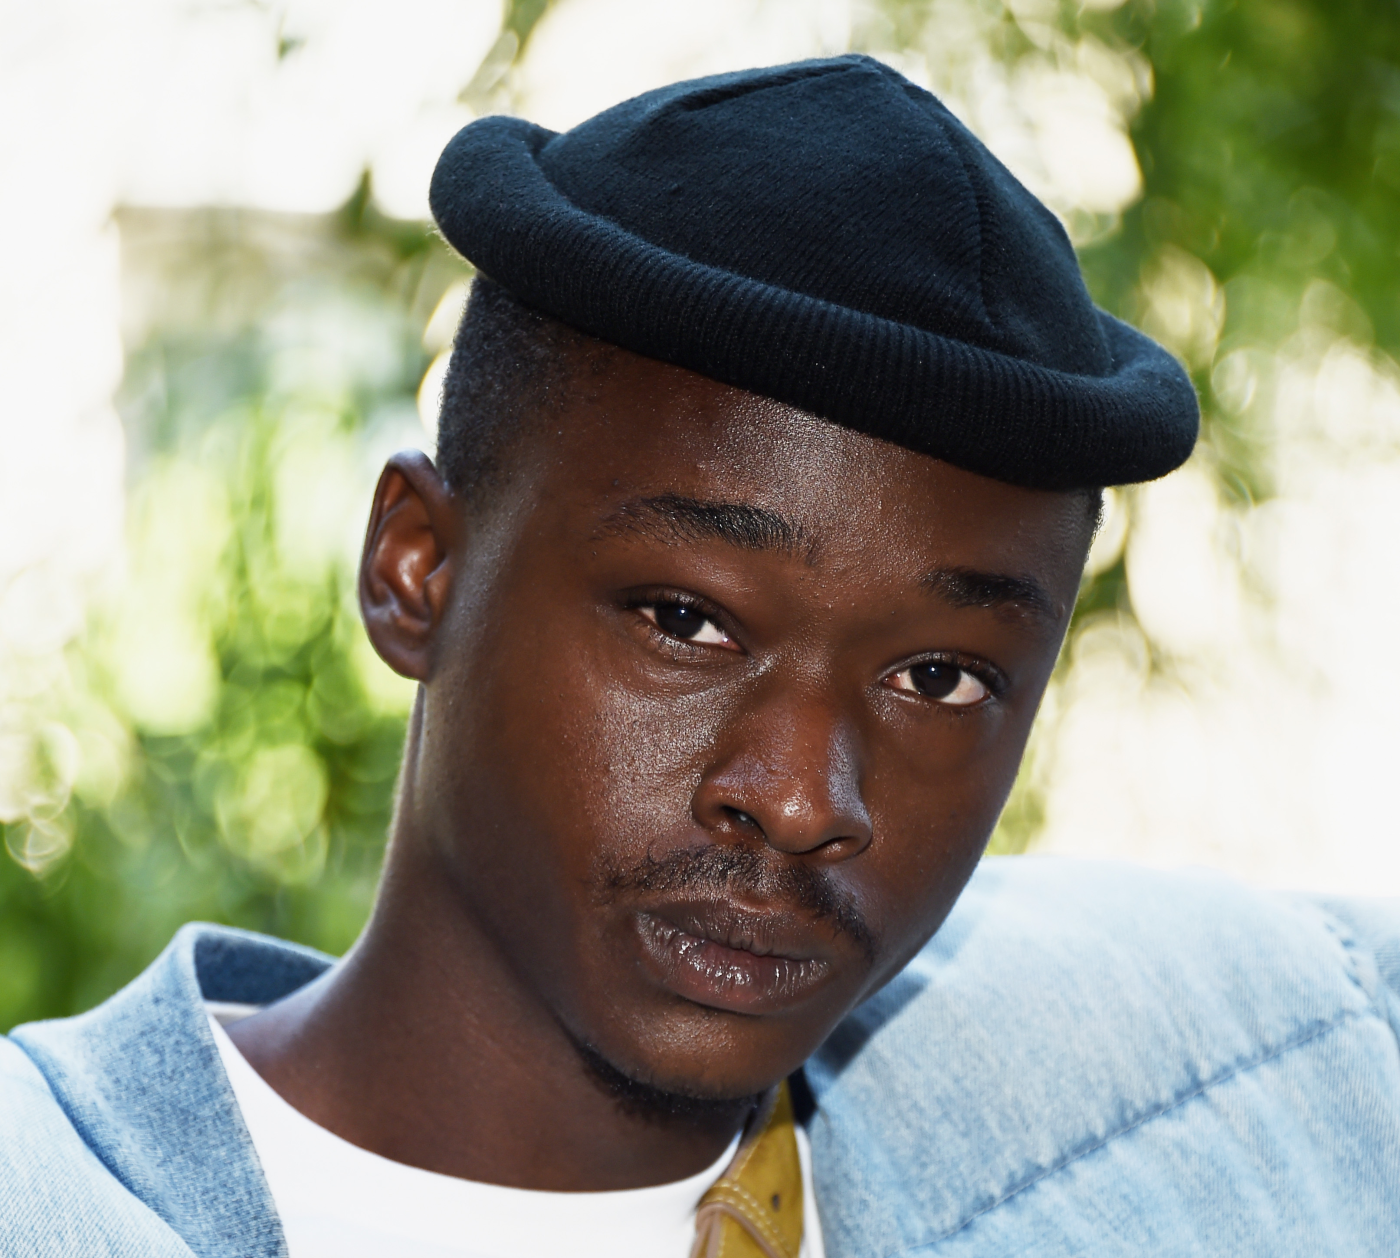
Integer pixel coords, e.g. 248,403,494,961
922,567,1058,628
594,495,1059,627
593,494,809,557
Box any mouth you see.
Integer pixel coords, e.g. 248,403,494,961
634,899,837,1014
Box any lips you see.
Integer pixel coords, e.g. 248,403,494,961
634,899,837,1014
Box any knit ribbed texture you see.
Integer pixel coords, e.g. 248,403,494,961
429,55,1198,489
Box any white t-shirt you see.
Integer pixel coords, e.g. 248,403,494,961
208,1008,824,1258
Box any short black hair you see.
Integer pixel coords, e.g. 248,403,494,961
435,276,1103,529
436,275,610,501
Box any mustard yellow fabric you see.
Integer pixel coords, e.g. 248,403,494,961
690,1083,803,1258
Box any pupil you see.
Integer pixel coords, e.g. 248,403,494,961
654,603,702,639
911,662,960,698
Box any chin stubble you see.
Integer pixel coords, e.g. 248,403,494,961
565,1029,760,1127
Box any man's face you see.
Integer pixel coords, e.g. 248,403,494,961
403,349,1090,1102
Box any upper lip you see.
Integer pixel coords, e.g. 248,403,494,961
642,897,838,963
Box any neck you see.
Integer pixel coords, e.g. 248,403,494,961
228,735,752,1191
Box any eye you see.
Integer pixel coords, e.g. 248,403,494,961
887,661,990,707
640,601,736,649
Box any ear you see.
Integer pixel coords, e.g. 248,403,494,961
359,450,460,680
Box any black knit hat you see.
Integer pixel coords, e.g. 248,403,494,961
429,55,1198,490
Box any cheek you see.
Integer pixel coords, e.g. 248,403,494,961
856,708,1034,958
543,654,743,868
436,597,726,894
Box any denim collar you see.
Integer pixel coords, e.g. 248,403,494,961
11,923,331,1258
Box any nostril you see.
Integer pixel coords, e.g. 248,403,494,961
723,806,762,832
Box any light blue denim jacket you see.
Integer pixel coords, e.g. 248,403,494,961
4,857,1400,1256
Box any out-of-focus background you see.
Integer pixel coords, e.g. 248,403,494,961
3,0,1398,1028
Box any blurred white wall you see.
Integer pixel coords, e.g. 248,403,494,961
1035,331,1400,893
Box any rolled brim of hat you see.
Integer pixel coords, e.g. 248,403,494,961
429,58,1198,490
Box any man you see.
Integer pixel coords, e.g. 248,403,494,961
3,55,1398,1258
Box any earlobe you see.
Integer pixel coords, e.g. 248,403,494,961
359,450,459,680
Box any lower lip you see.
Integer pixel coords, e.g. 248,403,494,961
634,913,832,1014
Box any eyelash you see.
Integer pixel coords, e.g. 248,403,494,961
884,654,1007,709
628,591,736,658
628,591,1006,707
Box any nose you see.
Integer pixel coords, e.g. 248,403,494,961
692,682,873,860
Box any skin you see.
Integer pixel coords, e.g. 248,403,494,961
231,344,1093,1193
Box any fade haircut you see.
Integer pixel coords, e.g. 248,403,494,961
436,275,613,503
435,275,1103,530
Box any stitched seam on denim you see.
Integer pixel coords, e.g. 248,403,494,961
1308,903,1400,1061
1307,905,1370,995
890,1007,1364,1256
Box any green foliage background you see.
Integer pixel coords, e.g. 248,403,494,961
5,0,1399,1029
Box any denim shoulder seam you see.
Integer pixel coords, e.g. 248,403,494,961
893,1006,1364,1256
1301,902,1400,1047
1307,904,1377,999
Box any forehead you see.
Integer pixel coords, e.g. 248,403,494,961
514,348,1091,594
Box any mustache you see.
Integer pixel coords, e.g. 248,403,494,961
599,845,876,959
